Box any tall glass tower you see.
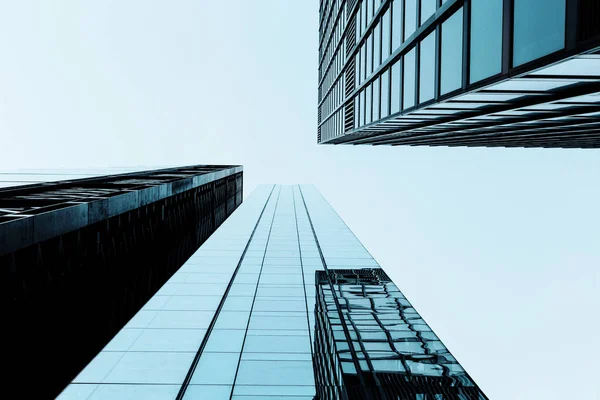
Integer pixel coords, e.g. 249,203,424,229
58,185,486,399
317,0,600,148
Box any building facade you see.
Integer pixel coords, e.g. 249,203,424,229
317,0,600,148
1,165,242,399
58,185,486,399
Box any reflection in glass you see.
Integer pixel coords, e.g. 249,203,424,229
419,32,436,103
382,7,391,61
374,23,381,70
390,61,401,114
380,70,390,118
421,0,436,25
373,77,380,121
441,8,463,94
470,0,502,83
404,0,416,40
513,0,566,66
403,49,416,109
365,84,372,124
391,0,402,52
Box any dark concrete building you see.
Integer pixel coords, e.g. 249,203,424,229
1,165,242,399
317,0,600,148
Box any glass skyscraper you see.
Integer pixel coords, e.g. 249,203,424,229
317,0,600,148
58,185,486,399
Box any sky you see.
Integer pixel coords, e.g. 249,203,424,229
0,1,598,398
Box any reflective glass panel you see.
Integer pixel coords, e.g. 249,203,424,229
403,48,416,109
390,60,401,114
391,0,402,51
441,7,463,94
380,70,390,118
404,0,417,39
382,7,391,60
421,0,436,25
373,77,380,121
419,32,436,103
470,0,502,83
513,0,566,66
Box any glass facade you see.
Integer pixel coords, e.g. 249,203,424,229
58,184,486,399
318,0,600,148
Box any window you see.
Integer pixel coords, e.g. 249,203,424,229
390,61,401,114
470,0,502,83
373,77,381,121
441,8,463,94
419,32,436,103
374,22,382,69
513,0,566,66
365,84,373,124
421,0,436,25
382,7,391,61
380,70,390,118
391,0,402,52
403,48,416,109
404,0,417,40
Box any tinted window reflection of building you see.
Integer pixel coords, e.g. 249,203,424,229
314,269,487,400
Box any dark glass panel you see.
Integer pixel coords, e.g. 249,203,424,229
441,7,463,94
513,0,566,66
403,48,416,109
470,0,502,83
419,32,436,103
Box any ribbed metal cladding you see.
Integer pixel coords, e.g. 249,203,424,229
578,0,600,42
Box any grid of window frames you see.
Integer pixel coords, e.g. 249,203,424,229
318,0,600,148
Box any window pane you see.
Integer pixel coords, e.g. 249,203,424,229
470,0,502,83
374,23,381,69
421,0,436,25
366,34,373,76
390,61,401,114
382,7,391,60
365,84,372,124
419,32,436,103
391,0,402,51
403,49,416,109
441,8,463,94
380,70,390,118
404,0,417,39
513,0,566,66
373,77,380,121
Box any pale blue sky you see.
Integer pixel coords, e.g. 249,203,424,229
0,1,598,398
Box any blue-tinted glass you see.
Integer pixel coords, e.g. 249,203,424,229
441,8,463,94
419,32,435,103
235,360,314,386
513,0,566,66
391,0,402,51
374,23,381,69
421,0,436,25
360,90,366,126
470,0,502,83
382,7,391,60
354,95,359,128
365,84,372,124
390,61,401,114
373,77,380,120
405,0,417,39
366,34,373,76
380,70,390,118
403,49,416,109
